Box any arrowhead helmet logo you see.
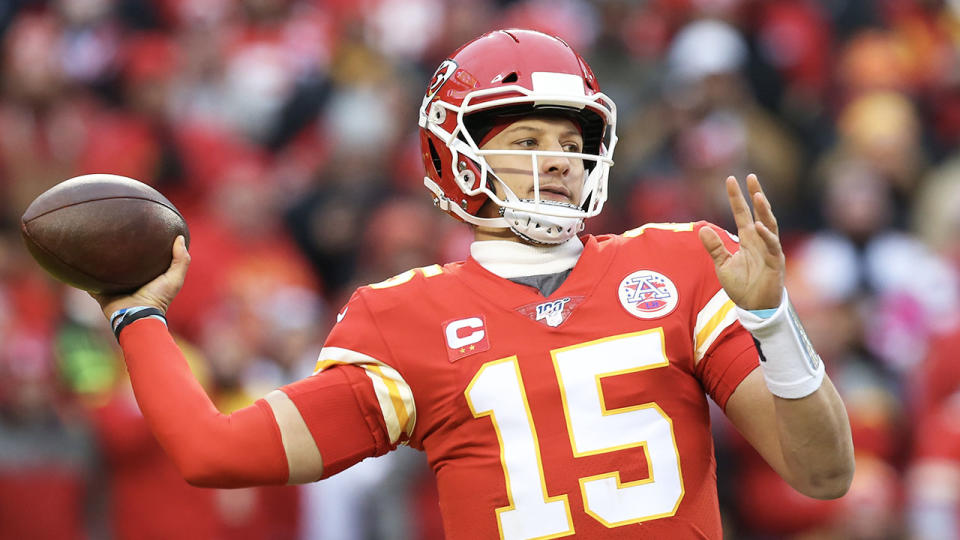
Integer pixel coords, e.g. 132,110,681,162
419,59,458,120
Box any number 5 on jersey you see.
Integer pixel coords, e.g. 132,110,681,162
465,329,684,540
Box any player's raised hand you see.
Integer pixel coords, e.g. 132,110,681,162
90,235,191,319
699,174,784,310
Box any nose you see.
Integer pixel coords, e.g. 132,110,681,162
539,142,572,177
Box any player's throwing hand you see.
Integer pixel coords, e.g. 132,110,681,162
91,235,191,319
699,174,785,311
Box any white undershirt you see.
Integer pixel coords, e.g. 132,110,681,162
470,237,584,279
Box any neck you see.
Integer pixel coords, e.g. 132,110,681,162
470,236,584,278
473,225,524,243
473,200,520,243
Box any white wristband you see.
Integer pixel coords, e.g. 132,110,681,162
736,289,825,399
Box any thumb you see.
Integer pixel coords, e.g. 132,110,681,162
699,226,731,268
168,235,191,285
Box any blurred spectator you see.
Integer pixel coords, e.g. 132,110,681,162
623,18,803,230
835,92,926,210
807,90,958,377
0,12,87,216
355,196,458,284
913,150,960,266
0,283,97,540
907,392,960,540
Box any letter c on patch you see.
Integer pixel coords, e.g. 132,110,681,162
445,317,485,349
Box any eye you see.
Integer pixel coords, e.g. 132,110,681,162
514,138,538,148
562,142,582,153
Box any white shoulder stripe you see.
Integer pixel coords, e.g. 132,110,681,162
694,288,739,363
313,346,382,372
313,346,416,444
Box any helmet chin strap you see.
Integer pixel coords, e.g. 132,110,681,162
490,165,588,245
500,201,585,245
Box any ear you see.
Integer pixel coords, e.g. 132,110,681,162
476,197,500,219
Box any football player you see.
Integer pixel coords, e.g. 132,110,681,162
93,29,854,539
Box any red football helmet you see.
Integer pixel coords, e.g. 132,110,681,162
419,29,617,244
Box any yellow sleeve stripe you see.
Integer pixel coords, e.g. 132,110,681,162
367,364,415,440
694,289,738,363
312,346,416,444
365,369,402,442
313,359,342,373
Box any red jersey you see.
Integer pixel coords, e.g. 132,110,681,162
293,222,758,539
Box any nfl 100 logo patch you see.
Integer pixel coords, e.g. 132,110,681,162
536,298,570,327
618,270,679,319
516,296,585,328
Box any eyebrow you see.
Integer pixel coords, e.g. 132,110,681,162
502,126,583,138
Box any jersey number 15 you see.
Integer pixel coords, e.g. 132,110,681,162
465,329,685,540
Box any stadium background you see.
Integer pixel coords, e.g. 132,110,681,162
0,0,959,538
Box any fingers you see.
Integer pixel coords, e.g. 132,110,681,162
754,221,783,260
699,226,732,268
724,174,784,263
725,176,754,232
726,173,781,240
746,174,779,236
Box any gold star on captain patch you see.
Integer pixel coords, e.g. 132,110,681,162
469,345,475,351
460,347,466,353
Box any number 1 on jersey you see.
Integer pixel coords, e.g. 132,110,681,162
466,357,575,540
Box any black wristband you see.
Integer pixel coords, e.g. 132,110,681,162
111,307,166,341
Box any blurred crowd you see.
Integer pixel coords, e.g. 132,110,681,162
1,0,960,538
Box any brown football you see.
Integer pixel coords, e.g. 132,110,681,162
20,174,190,294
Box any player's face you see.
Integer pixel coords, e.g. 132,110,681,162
480,116,585,208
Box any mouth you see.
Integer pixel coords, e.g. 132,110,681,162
535,185,572,202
